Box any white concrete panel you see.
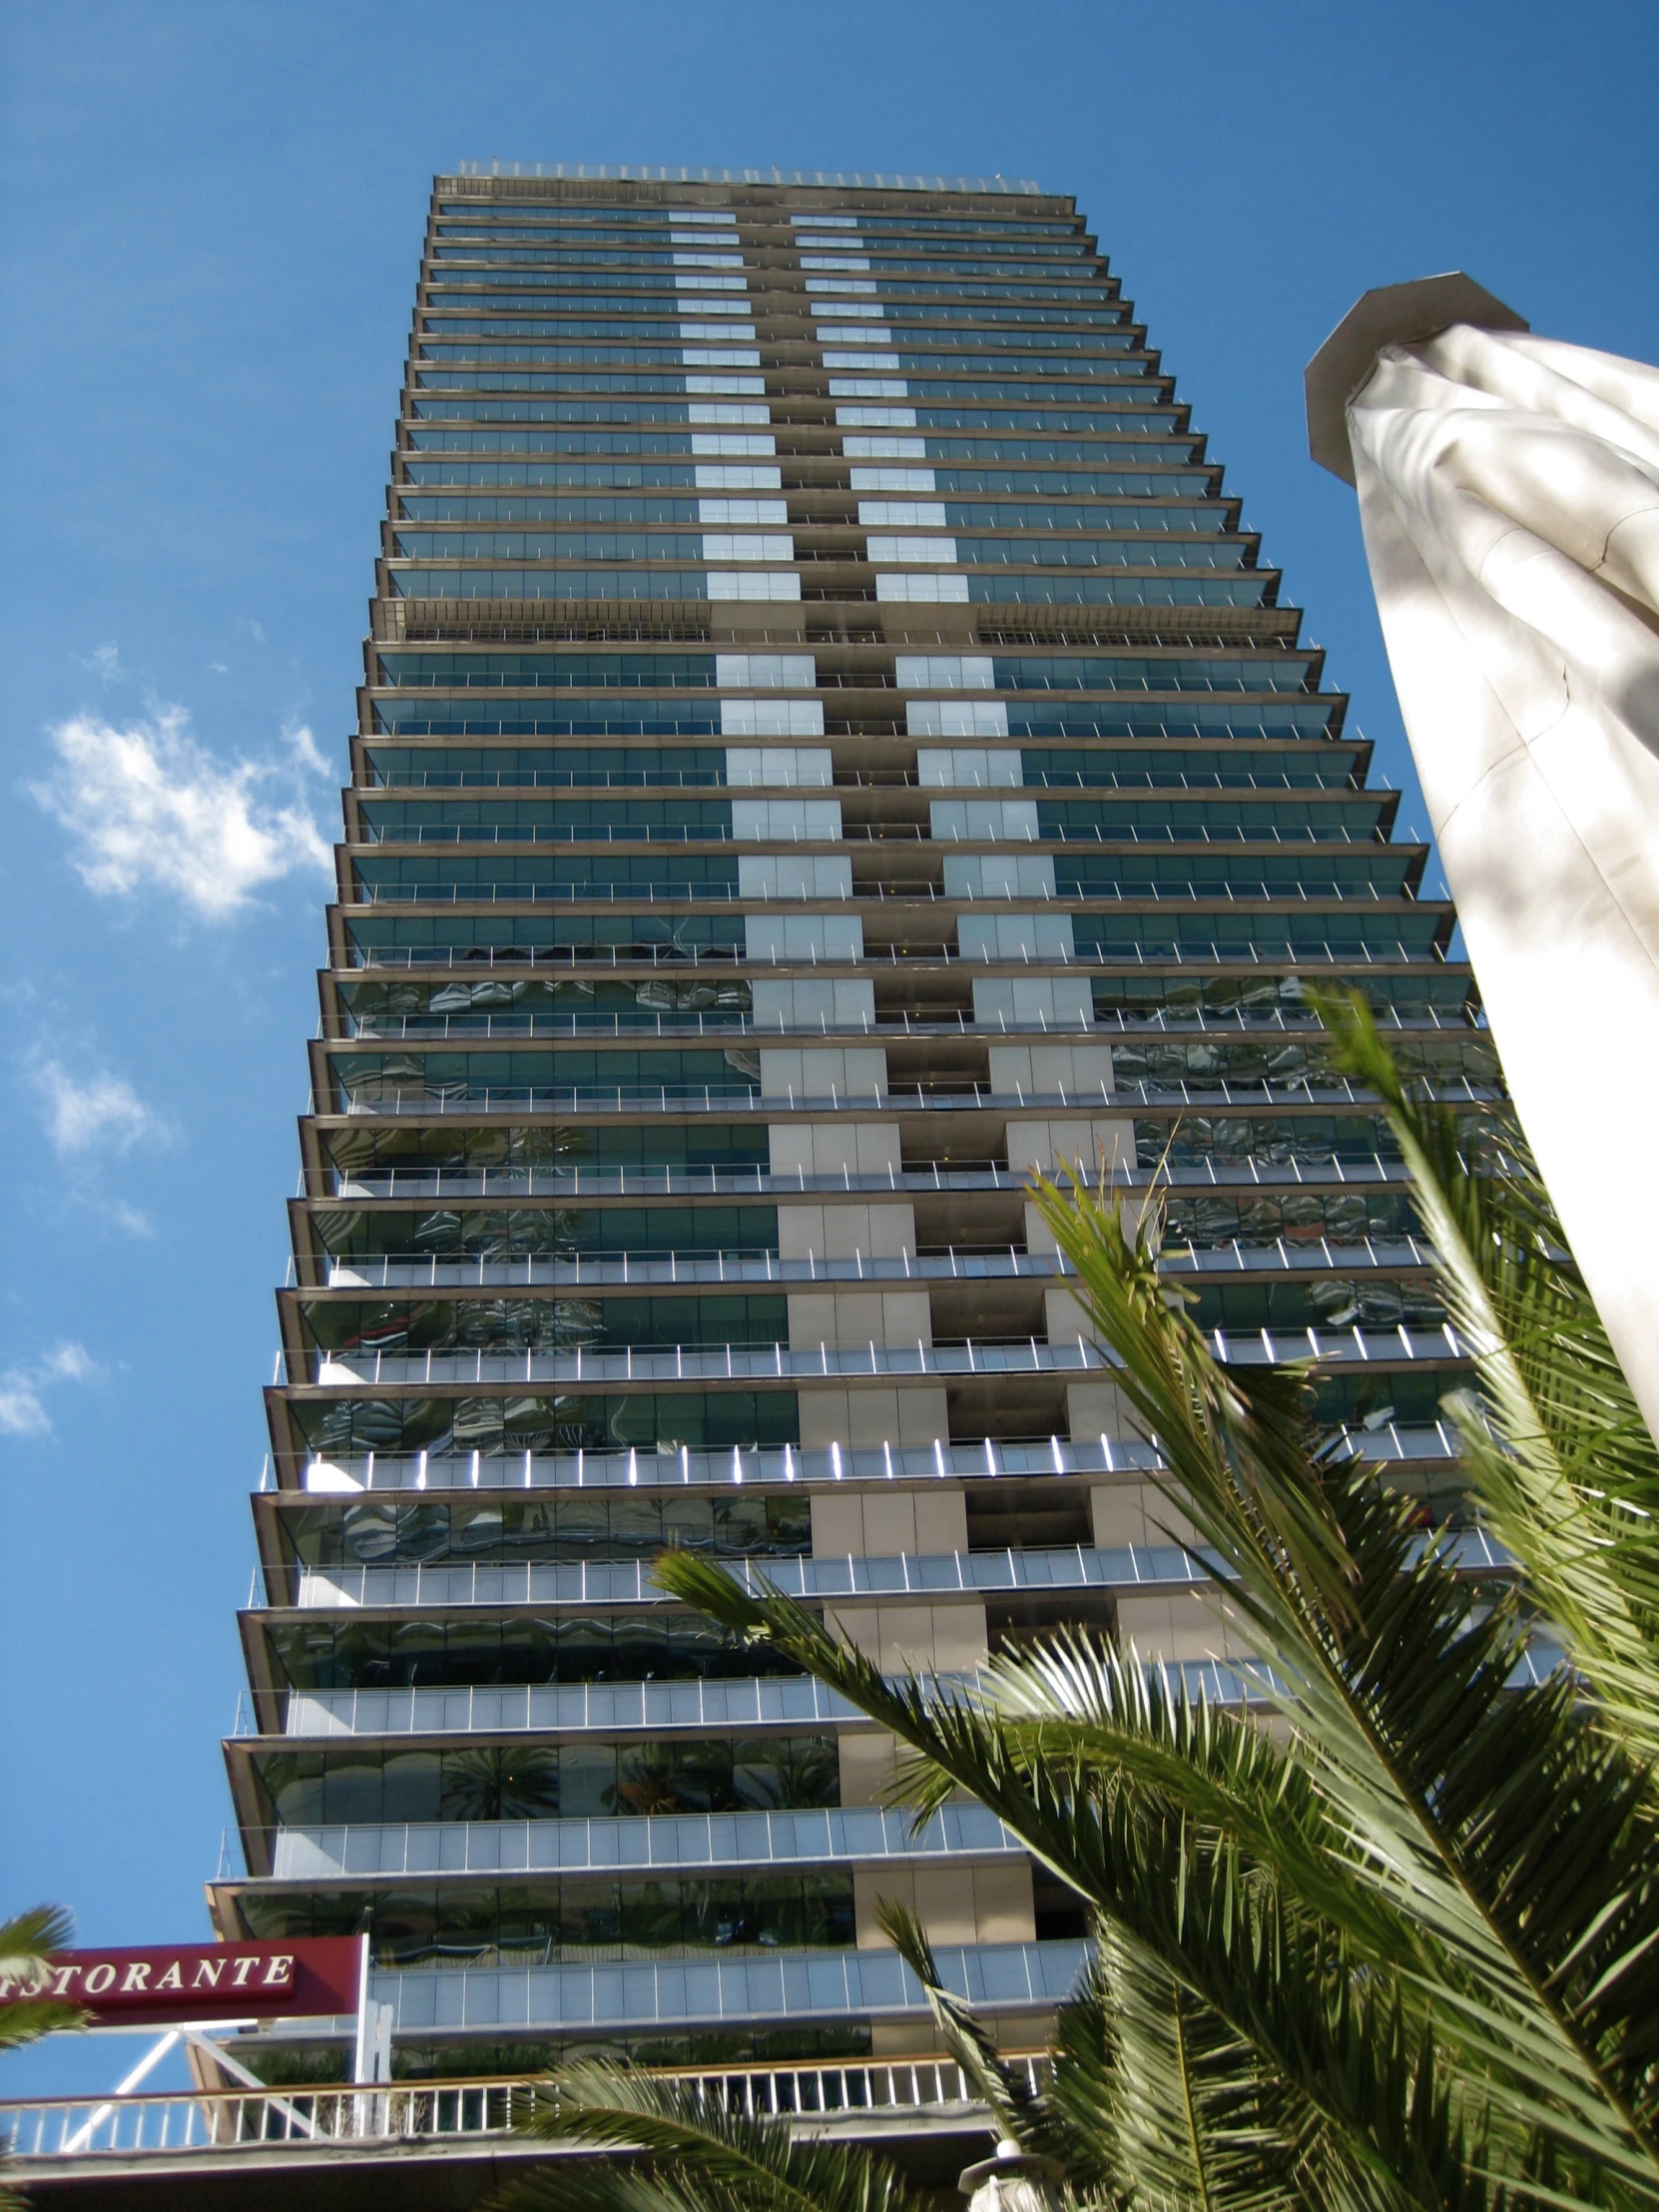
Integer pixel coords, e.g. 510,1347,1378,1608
751,977,876,1030
836,406,918,427
894,656,995,691
694,465,782,489
859,501,948,528
760,1046,887,1099
716,654,816,690
875,573,969,603
1008,1120,1137,1182
788,1289,931,1351
701,532,794,560
722,704,828,744
990,1041,1116,1096
972,975,1095,1028
916,747,1022,789
929,798,1041,841
684,376,768,396
956,909,1075,960
777,1203,915,1260
739,853,852,900
706,571,802,602
850,467,937,491
866,536,958,565
910,706,1012,744
730,798,842,841
768,1120,901,1177
744,911,863,961
723,737,831,775
681,348,763,368
943,853,1057,900
697,498,789,524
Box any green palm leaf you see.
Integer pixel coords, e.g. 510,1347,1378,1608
1313,987,1659,1763
493,2060,933,2212
0,1906,87,2212
0,1906,84,2054
1022,1165,1659,2194
656,1549,1494,2212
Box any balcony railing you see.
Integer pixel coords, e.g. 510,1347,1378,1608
272,1657,1276,1740
335,1004,1477,1041
317,1073,1495,1119
287,1322,1470,1393
345,937,1454,970
287,1420,1463,1500
281,1530,1510,1622
0,2052,1045,2167
352,821,1388,848
320,1153,1420,1202
302,1235,1433,1296
290,1539,1218,1613
268,1801,1020,1881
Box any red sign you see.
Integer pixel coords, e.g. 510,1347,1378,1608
6,1939,366,2026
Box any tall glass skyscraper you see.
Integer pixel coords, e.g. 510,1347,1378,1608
210,166,1496,2080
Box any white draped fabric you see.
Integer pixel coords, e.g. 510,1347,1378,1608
1343,322,1659,1436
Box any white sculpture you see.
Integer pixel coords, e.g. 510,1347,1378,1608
1305,276,1659,1440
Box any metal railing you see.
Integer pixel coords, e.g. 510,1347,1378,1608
316,1074,1496,1119
287,1420,1462,1500
286,1529,1509,1620
353,821,1391,849
334,1005,1478,1041
267,1802,1020,1882
303,1235,1430,1294
346,938,1455,970
288,1320,1471,1394
282,1674,860,1739
319,1154,1419,1201
298,1337,1112,1388
0,2052,1042,2165
365,766,1387,794
291,1540,1216,1613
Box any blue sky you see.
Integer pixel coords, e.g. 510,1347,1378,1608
1,0,1654,2097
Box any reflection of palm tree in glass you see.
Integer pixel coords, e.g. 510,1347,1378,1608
611,1747,679,1818
439,1748,560,1822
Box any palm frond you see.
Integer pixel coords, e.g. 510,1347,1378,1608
0,1906,85,2052
871,1898,1044,2147
496,2061,931,2212
1026,1147,1659,2196
1314,987,1659,1763
656,1551,1492,2212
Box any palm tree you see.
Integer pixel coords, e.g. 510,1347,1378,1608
506,995,1659,2209
0,1907,88,2211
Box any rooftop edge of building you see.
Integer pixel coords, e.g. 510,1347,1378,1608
443,163,1047,196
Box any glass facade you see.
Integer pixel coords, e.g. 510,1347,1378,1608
213,170,1484,2077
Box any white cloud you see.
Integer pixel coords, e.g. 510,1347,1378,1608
107,1200,155,1239
80,642,124,684
28,1054,166,1156
29,706,332,919
0,1344,97,1438
283,721,331,780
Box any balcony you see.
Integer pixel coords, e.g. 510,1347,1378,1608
285,1324,1471,1394
265,1802,1021,1882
